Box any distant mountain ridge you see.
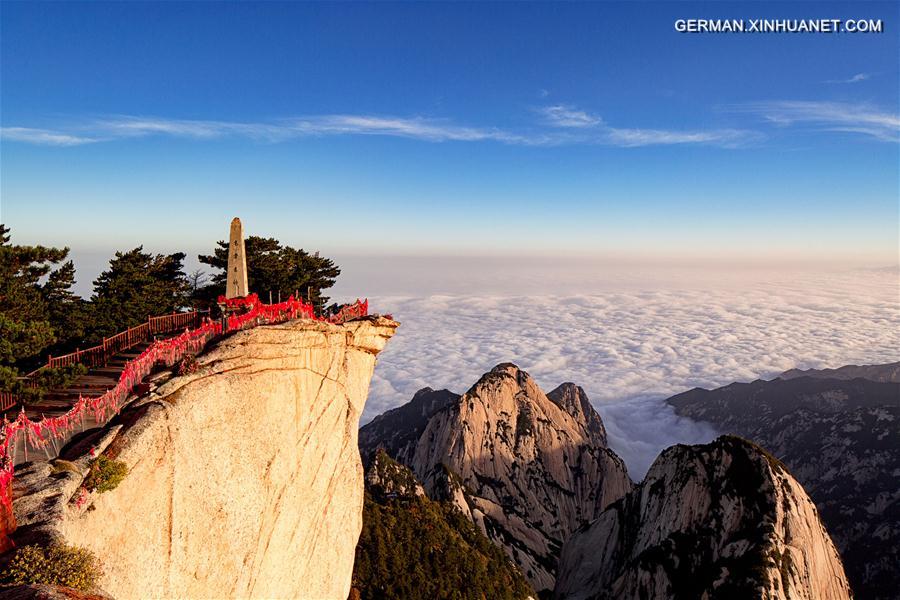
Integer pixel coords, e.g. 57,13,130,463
779,361,900,383
359,387,460,466
668,362,900,600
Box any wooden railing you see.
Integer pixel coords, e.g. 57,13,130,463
3,299,368,413
0,393,17,413
41,310,207,372
150,311,198,334
0,310,207,414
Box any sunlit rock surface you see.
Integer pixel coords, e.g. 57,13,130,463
555,436,853,600
363,364,633,592
9,316,396,600
668,370,900,599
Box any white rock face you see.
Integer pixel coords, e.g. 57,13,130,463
410,364,633,592
13,317,396,600
555,436,853,600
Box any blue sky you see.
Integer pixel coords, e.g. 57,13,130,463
1,1,898,282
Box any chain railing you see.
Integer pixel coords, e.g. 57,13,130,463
0,311,210,413
40,310,207,373
0,294,371,502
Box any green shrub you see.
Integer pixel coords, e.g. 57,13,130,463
83,455,128,493
0,543,103,591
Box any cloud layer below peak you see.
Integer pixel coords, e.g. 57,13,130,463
360,268,899,478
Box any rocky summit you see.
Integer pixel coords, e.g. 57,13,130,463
668,368,900,600
361,363,633,593
555,436,853,600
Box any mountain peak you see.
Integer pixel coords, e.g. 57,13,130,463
490,362,522,375
547,382,608,447
556,434,853,600
372,365,632,592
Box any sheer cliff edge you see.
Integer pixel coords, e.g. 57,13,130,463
6,316,398,599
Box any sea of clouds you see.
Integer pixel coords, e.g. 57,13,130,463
340,262,899,479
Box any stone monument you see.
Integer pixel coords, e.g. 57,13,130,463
226,217,249,299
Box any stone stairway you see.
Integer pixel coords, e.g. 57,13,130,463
18,341,156,420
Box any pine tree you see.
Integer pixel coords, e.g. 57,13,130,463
88,247,190,339
0,224,71,378
41,260,89,355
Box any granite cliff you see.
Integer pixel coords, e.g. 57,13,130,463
555,436,853,600
360,364,633,593
5,316,397,599
668,368,900,599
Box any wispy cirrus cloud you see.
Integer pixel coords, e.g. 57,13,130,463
1,114,544,147
605,127,759,148
0,127,99,146
826,72,870,84
540,104,603,128
537,104,759,147
4,100,895,149
735,100,899,142
91,114,534,144
2,109,761,149
288,115,537,144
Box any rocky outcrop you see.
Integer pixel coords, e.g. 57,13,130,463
7,316,397,599
668,371,899,599
555,436,853,600
364,450,425,501
364,364,633,592
546,383,608,448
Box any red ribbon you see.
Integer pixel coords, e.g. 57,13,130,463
0,294,369,509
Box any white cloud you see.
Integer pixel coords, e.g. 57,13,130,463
736,100,899,142
826,73,871,84
0,127,98,146
0,114,542,147
9,101,893,148
537,103,761,146
288,115,534,144
1,111,758,149
541,104,603,128
358,268,900,479
606,127,760,148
